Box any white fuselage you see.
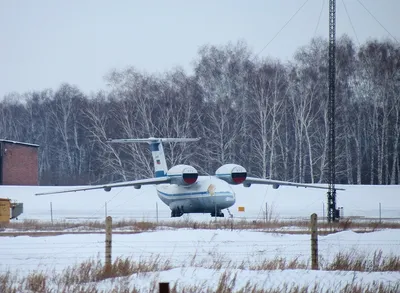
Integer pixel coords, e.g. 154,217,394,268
156,176,236,213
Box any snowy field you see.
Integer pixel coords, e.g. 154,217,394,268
1,184,400,291
1,229,400,291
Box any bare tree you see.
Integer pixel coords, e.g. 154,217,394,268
194,42,251,173
290,38,328,183
247,59,287,178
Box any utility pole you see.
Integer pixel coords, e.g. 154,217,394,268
327,0,338,223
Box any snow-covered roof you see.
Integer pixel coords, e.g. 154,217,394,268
0,139,39,148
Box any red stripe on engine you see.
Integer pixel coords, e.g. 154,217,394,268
233,176,246,184
183,174,198,184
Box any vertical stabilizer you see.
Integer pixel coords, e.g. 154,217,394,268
107,137,200,177
149,141,168,177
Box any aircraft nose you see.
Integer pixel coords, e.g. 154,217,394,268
228,185,236,199
226,190,235,201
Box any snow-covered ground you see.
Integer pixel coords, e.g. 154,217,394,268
1,184,400,291
1,229,400,291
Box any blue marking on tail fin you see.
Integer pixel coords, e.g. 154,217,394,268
150,142,160,151
155,170,166,177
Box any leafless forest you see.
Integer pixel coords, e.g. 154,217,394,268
1,37,399,185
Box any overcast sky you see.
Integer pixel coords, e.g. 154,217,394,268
1,0,399,98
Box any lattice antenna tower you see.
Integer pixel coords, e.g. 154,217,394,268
327,0,338,222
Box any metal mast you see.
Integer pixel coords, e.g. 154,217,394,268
327,0,337,222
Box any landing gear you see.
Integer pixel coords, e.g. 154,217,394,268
171,206,184,218
211,211,224,217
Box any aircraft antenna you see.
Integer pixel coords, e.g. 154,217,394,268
327,0,338,223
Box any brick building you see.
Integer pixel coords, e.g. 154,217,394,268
0,139,39,185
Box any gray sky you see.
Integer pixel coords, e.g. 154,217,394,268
1,0,399,97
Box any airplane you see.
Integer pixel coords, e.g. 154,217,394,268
35,137,344,217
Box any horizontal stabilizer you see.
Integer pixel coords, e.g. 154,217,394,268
107,137,200,178
107,137,201,144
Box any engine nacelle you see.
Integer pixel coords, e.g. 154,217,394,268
215,164,247,185
167,164,198,186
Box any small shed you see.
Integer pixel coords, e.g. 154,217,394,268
0,198,24,223
0,198,10,222
0,139,39,185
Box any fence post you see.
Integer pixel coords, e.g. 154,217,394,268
379,202,381,223
50,202,53,225
156,202,159,223
105,216,112,276
311,213,318,270
159,282,170,293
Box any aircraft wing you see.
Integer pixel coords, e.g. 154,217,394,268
35,177,171,196
244,177,345,190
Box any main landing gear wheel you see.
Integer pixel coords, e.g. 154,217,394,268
171,206,184,218
211,211,224,217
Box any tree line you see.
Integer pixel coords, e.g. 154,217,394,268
1,36,399,185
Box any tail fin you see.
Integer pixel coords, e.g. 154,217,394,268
107,137,200,177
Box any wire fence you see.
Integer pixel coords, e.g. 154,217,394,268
0,228,399,274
